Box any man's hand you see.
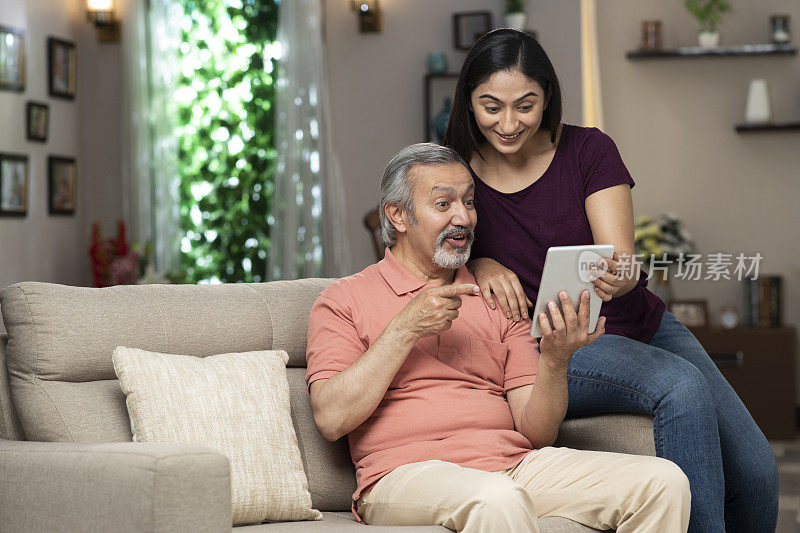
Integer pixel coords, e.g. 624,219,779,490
390,284,480,341
537,289,605,369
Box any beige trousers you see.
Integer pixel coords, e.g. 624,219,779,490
357,447,690,533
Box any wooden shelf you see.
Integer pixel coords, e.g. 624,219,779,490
424,73,459,142
424,73,459,79
627,43,797,59
735,122,800,133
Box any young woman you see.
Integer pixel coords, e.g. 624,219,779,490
442,28,778,533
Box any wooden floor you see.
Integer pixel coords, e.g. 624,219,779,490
771,440,800,532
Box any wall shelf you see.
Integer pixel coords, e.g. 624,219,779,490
424,73,459,142
735,122,800,133
626,43,797,60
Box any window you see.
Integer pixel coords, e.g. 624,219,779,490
172,0,279,283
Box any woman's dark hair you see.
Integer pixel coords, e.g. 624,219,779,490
441,28,562,163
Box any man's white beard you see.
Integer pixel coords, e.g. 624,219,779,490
432,226,474,269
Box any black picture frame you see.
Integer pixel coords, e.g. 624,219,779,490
0,25,26,92
26,101,49,142
0,153,29,217
48,156,77,215
48,37,77,99
452,11,492,52
668,299,710,328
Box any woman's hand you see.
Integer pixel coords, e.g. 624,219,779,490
589,252,631,302
537,290,605,369
468,257,532,322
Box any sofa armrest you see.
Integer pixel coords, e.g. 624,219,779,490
555,414,656,456
0,439,232,533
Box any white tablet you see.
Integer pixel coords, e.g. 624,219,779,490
530,244,614,339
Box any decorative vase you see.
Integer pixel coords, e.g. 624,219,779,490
698,30,720,47
745,79,772,123
647,267,673,305
433,97,452,141
641,20,663,51
426,52,448,75
770,14,791,44
504,12,527,31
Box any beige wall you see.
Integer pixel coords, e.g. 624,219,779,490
325,0,582,272
0,0,123,332
596,1,800,391
4,0,795,356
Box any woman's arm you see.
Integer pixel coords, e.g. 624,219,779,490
585,184,640,300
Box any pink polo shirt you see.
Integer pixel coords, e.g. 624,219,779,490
305,248,540,520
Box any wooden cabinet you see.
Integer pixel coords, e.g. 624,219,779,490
690,327,797,440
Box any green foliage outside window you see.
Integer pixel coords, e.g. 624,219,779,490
173,0,279,283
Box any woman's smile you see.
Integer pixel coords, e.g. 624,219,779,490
495,129,525,144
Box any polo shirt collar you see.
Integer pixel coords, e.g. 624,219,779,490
378,247,476,296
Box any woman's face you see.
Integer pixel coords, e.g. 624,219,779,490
470,69,548,155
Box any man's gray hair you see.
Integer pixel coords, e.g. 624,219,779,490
378,143,468,247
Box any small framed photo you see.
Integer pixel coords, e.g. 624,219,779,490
453,11,492,52
48,156,77,215
26,102,49,142
48,37,76,99
0,25,25,92
669,300,709,328
0,153,29,216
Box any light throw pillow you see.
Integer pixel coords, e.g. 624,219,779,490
112,346,322,525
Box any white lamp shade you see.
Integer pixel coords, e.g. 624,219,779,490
87,0,113,11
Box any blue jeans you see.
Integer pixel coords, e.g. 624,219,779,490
566,311,779,533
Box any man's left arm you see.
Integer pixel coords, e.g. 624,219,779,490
506,366,568,450
506,290,606,449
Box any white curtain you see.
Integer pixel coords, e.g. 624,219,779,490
270,0,351,280
120,0,182,276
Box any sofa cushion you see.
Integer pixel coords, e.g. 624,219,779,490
112,346,322,525
0,333,23,441
0,279,333,443
286,367,356,511
234,511,601,532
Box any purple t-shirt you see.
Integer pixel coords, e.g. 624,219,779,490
470,124,666,343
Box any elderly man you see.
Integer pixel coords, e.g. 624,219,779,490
306,143,689,532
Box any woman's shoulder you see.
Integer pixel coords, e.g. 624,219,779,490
561,124,621,163
562,124,615,145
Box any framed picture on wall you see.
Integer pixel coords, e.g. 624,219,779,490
48,37,76,99
0,25,25,92
0,153,29,216
48,156,77,215
452,11,491,51
668,300,709,328
26,101,49,142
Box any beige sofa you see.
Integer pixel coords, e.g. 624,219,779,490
0,280,656,532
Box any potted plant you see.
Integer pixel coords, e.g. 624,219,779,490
505,0,527,31
635,213,696,303
684,0,731,48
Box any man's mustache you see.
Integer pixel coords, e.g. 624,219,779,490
436,226,475,247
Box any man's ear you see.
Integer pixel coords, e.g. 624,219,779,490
384,203,408,236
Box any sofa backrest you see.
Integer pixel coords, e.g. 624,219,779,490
0,280,357,511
